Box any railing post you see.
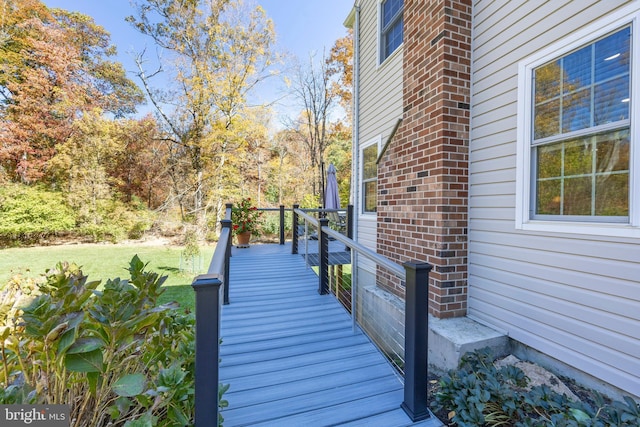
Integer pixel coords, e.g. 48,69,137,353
401,261,433,422
346,204,354,241
318,217,330,295
292,204,299,255
191,275,222,427
279,205,285,245
220,218,232,305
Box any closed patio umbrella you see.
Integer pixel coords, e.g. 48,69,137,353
324,163,340,210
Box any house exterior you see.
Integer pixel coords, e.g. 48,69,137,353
347,0,639,399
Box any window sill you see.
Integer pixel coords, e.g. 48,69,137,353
377,43,402,68
518,220,640,239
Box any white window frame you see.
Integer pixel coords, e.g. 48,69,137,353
515,4,640,238
378,0,403,65
360,137,380,215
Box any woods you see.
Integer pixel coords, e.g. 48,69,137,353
0,0,353,245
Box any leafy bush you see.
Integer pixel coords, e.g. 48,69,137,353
0,256,227,426
261,211,291,237
76,198,155,243
0,184,156,246
0,184,76,245
433,348,640,427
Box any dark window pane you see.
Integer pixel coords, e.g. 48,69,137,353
564,139,592,177
364,181,377,212
363,145,377,179
535,128,629,218
595,26,630,82
595,173,628,216
537,144,563,179
564,177,592,215
382,0,403,60
383,0,402,27
563,46,591,93
535,61,561,103
596,130,630,173
536,179,561,215
562,88,591,132
594,76,629,124
534,99,560,139
385,22,403,56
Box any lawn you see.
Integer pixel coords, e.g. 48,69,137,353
0,242,215,309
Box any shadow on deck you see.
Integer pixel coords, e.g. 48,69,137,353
219,242,441,426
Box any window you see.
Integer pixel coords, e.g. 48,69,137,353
532,27,630,220
380,0,403,62
362,143,378,213
516,6,640,237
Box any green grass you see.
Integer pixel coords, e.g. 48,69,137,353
0,243,215,310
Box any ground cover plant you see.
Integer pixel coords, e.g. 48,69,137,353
432,348,640,427
0,256,227,426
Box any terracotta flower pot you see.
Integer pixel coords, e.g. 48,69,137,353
236,231,251,247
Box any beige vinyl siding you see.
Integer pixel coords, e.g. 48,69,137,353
469,0,639,397
357,0,403,250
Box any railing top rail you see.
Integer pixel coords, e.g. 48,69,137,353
258,207,290,212
207,206,232,276
298,207,346,213
207,226,230,276
295,209,320,227
321,225,406,279
295,207,404,280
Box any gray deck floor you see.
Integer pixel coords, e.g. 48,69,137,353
219,242,442,427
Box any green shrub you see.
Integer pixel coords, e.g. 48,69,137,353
261,211,292,237
0,184,156,246
0,256,228,426
433,347,640,427
0,184,75,245
76,199,155,243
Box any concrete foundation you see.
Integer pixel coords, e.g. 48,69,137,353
427,314,510,372
356,274,509,373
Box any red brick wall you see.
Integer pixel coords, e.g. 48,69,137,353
377,0,472,318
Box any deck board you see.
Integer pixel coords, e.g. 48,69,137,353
219,242,442,426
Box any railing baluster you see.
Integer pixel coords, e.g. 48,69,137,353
318,218,330,295
279,205,285,245
221,218,232,305
347,204,354,241
401,261,433,422
291,204,299,255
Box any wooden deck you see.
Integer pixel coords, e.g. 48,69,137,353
219,242,442,426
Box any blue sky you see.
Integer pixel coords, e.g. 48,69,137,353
41,0,354,120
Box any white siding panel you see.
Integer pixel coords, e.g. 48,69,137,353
470,154,515,174
468,168,515,186
468,297,640,397
469,265,640,338
471,241,640,291
470,207,515,221
469,0,639,396
356,0,402,252
469,181,514,197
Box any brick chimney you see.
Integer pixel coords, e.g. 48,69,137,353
377,0,472,318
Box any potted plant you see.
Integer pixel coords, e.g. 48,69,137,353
231,197,264,247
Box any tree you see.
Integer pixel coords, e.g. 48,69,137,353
110,115,170,209
127,0,276,232
326,30,354,121
286,29,353,205
49,110,120,226
287,53,335,201
0,0,144,183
